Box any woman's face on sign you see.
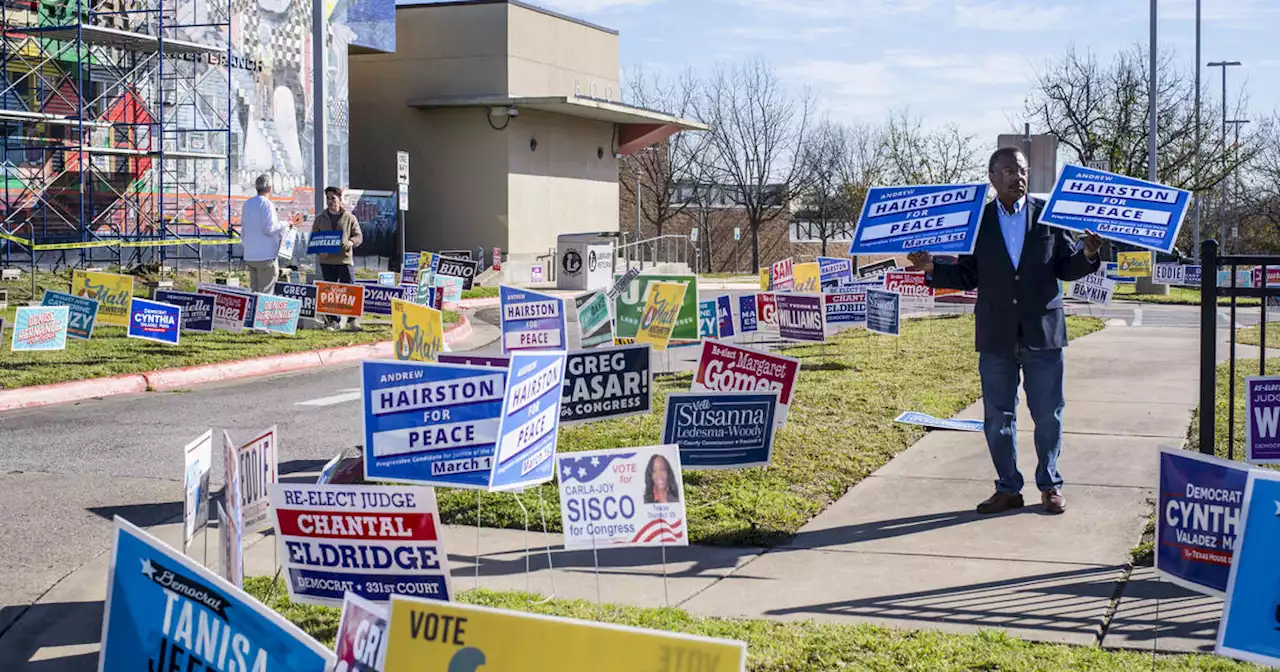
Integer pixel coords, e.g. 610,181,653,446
652,459,669,490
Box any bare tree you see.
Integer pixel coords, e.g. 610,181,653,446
880,109,983,184
792,120,847,256
619,66,709,240
1025,45,1272,254
698,58,814,271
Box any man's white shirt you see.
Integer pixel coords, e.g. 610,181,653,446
240,194,285,262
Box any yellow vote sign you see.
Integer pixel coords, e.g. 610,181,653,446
384,595,746,672
759,268,770,291
1117,251,1153,278
72,270,134,327
792,262,820,292
634,281,688,351
392,298,443,362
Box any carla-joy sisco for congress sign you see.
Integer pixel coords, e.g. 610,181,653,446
849,183,990,256
560,343,652,426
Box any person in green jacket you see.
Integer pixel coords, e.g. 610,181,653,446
313,186,364,330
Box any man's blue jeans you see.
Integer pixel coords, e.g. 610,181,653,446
979,347,1065,494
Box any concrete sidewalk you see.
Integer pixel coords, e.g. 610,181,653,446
674,326,1199,645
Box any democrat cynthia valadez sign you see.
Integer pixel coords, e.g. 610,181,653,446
270,483,453,607
1156,448,1249,596
560,343,652,426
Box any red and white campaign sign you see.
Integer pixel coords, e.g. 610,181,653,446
203,290,250,332
756,292,778,332
885,270,934,313
334,592,388,672
691,339,800,428
771,258,795,292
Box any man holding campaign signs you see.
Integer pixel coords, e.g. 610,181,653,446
907,147,1102,515
313,186,364,331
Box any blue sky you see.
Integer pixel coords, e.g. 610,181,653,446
521,0,1280,144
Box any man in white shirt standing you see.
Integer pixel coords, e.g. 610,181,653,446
240,174,291,293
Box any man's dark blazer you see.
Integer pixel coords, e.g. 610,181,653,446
927,198,1100,354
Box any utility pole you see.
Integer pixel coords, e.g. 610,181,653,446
1208,60,1242,250
1225,118,1250,250
1148,0,1158,182
1193,0,1201,260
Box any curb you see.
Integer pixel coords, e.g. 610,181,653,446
0,315,473,412
457,296,500,309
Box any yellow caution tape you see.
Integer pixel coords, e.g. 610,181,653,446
24,237,241,251
0,232,32,246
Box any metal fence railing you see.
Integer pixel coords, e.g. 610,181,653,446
1198,239,1280,457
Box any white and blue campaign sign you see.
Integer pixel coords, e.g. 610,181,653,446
894,412,984,432
849,183,989,256
715,295,735,338
499,285,566,354
662,391,779,469
155,290,214,333
401,252,421,284
738,294,758,333
252,293,302,335
41,289,98,340
1102,261,1136,285
866,288,901,336
98,517,334,671
307,229,344,255
316,452,343,485
1041,165,1191,254
11,305,69,351
1183,265,1203,287
1218,470,1280,666
818,256,854,289
273,282,317,319
489,350,568,491
698,299,717,339
557,444,688,550
270,483,453,608
823,280,881,325
361,360,507,489
127,297,182,345
560,344,652,426
1156,448,1249,597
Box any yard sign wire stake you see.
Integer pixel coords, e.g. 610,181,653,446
661,544,671,629
474,491,482,591
1152,574,1159,672
590,528,603,619
536,486,558,602
513,491,531,602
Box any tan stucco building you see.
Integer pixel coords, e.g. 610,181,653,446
349,0,703,280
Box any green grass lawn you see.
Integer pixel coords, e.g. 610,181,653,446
243,578,1260,671
435,315,1105,547
461,285,500,299
1235,324,1280,350
1114,283,1260,306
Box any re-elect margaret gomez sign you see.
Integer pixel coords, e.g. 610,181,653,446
692,340,799,429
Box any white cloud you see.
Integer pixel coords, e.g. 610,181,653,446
1162,0,1280,23
953,2,1071,31
721,24,849,43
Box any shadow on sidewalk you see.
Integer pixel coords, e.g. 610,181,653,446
784,507,1026,550
449,542,768,582
763,564,1124,637
0,601,102,672
1104,569,1221,651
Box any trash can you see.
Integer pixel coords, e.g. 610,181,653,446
556,233,617,291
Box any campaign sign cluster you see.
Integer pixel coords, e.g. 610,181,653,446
692,340,799,428
270,483,453,607
490,350,568,491
1041,165,1191,254
662,391,779,469
499,285,566,353
99,518,334,671
155,290,215,333
1156,449,1248,596
850,184,989,255
362,360,507,489
560,344,652,426
557,445,687,550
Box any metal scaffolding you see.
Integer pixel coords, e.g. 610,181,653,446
0,0,233,272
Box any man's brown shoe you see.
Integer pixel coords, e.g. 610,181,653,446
976,491,1024,514
1042,488,1066,514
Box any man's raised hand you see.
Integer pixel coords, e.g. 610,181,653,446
907,251,934,274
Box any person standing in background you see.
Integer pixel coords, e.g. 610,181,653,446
313,186,364,331
240,175,290,293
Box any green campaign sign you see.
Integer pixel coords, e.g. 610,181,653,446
612,274,698,342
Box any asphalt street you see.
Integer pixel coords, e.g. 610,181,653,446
0,290,1263,648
